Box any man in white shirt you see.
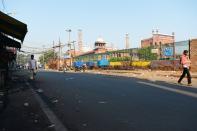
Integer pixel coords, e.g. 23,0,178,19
29,55,37,80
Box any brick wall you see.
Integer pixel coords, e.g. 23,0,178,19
190,39,197,72
141,38,153,48
150,60,181,70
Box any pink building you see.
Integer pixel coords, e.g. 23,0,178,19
141,31,175,48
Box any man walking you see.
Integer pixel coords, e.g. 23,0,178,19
29,55,37,80
178,50,192,86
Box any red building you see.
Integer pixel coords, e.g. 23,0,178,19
141,31,175,48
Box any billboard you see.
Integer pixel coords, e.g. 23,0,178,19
163,47,173,56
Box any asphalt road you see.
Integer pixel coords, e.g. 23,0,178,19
31,71,197,131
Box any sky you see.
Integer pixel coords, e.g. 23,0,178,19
1,0,197,51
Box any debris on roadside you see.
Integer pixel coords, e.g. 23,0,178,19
52,99,58,103
82,123,88,127
48,124,55,128
37,89,43,93
24,102,29,107
34,119,38,123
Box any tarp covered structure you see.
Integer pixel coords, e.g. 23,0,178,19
0,11,27,48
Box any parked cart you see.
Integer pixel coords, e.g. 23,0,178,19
73,61,86,72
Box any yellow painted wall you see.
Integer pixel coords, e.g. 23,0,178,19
131,61,151,67
110,62,122,66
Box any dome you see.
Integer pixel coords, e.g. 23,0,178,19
96,37,105,43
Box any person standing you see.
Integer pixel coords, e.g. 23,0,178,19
29,55,37,80
178,50,192,86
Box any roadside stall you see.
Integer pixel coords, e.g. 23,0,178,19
0,11,27,107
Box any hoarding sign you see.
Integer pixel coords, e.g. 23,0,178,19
163,47,173,56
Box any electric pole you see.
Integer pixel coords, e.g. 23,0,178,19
42,45,45,68
58,39,61,70
53,41,55,59
66,29,72,67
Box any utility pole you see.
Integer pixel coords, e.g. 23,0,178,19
66,29,72,67
42,45,45,68
53,41,55,59
172,32,175,71
73,41,76,57
1,0,5,12
70,41,76,57
58,39,61,70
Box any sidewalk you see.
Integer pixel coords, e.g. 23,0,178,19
0,70,55,131
85,69,197,87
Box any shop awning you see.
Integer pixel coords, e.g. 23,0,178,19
0,11,27,42
0,33,21,48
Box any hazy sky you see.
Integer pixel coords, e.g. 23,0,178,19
1,0,197,50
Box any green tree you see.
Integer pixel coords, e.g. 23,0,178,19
17,53,30,65
39,50,57,64
138,47,157,60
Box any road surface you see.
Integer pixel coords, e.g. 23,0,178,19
30,70,197,131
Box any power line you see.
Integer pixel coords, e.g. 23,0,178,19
2,0,5,11
22,45,42,49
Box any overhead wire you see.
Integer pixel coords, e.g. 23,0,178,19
1,0,5,11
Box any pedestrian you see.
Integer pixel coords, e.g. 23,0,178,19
178,50,192,86
29,55,37,80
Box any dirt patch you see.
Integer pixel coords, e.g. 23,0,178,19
87,70,197,87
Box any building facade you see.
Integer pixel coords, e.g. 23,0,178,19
141,32,175,48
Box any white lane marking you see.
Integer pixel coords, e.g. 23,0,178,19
138,81,197,99
65,77,74,80
98,101,108,104
27,82,68,131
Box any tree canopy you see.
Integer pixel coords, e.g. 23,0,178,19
39,50,57,64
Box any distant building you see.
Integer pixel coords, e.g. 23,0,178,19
94,38,108,54
141,31,175,48
75,37,117,57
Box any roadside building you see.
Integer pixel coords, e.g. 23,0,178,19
141,31,175,48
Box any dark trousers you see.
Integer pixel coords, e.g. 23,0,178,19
178,68,192,84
